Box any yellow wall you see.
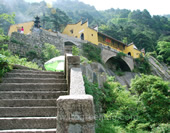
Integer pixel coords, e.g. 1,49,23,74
62,20,98,44
86,28,98,45
124,44,141,58
62,21,142,58
8,21,34,36
98,34,126,52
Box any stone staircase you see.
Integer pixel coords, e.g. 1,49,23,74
0,68,68,133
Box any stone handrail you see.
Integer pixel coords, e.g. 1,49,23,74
56,53,95,133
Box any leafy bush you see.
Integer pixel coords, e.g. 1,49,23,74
134,54,151,74
116,52,126,59
156,55,163,62
0,35,10,42
0,54,12,78
84,76,103,115
72,45,80,56
157,41,170,65
147,51,157,58
80,56,92,64
0,44,8,50
115,70,125,76
42,43,60,61
26,50,38,60
6,55,42,70
0,44,11,56
0,47,42,70
84,75,170,132
130,74,169,123
11,38,25,46
82,43,102,63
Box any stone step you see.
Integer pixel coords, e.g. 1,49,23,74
0,117,56,130
4,73,65,79
0,107,57,117
0,129,56,133
0,99,56,107
0,91,68,99
2,78,66,83
10,69,64,75
0,83,67,91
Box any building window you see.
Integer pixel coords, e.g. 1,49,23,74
118,43,120,48
81,33,84,40
112,40,114,45
128,52,131,56
70,29,73,34
103,36,105,41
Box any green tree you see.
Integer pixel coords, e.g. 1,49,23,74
42,8,71,32
0,13,15,35
157,41,170,64
131,74,169,123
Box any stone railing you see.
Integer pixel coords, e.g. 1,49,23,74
56,53,95,133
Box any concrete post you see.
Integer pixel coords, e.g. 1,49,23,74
65,54,80,94
57,95,95,133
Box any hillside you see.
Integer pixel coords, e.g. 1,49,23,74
1,0,170,53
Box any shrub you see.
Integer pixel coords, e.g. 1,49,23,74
85,74,170,132
82,43,102,63
26,50,38,60
0,54,12,78
134,54,151,74
130,74,169,123
0,45,11,56
147,51,157,58
0,34,10,42
11,38,25,46
83,76,103,115
72,45,80,56
6,55,42,70
156,55,163,62
42,43,60,61
0,48,42,70
116,52,126,59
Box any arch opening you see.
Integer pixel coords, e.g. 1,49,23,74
128,52,131,56
80,33,84,40
106,57,131,72
64,41,76,54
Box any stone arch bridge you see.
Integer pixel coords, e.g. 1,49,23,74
100,45,134,71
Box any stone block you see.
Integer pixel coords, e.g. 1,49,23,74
57,95,95,133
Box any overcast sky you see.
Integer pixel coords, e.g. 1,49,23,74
25,0,170,15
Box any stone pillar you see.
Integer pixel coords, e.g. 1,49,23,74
57,95,95,133
65,55,80,94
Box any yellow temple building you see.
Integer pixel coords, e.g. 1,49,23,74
8,19,143,58
63,20,142,58
8,21,34,36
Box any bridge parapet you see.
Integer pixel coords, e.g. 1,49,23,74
56,53,95,133
58,32,88,46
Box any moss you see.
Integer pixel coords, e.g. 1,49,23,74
11,38,25,46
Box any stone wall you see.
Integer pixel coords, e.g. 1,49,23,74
81,62,107,88
8,29,65,67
